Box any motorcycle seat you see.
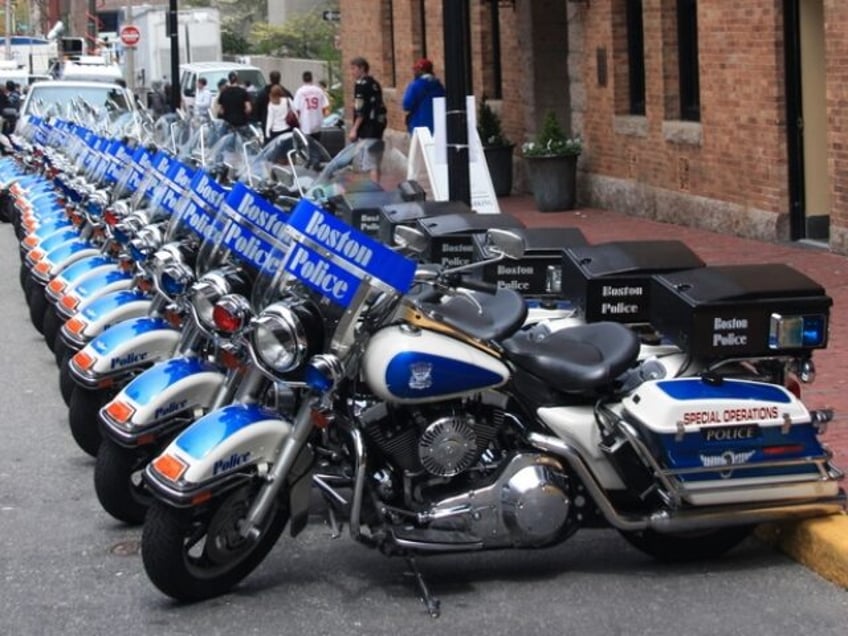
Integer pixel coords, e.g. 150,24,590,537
414,285,528,342
501,322,640,391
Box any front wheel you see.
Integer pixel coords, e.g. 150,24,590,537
619,526,752,562
142,484,289,601
68,387,113,457
94,438,154,525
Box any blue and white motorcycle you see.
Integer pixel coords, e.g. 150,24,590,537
139,200,845,608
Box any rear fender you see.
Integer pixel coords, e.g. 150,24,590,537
146,404,295,506
103,356,228,438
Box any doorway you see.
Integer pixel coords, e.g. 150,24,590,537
785,0,831,241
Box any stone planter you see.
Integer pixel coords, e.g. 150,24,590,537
525,154,578,212
483,144,514,197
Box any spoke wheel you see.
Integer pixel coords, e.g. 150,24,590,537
142,483,289,602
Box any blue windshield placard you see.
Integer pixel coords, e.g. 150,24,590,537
286,198,416,297
158,161,195,215
219,182,290,271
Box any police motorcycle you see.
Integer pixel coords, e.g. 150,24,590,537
46,118,234,366
65,128,297,457
90,132,334,521
136,199,845,607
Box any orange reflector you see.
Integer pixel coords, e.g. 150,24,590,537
152,454,188,482
22,236,39,248
65,316,86,336
104,400,135,424
60,295,80,311
191,491,213,506
48,279,67,294
763,444,805,456
217,348,242,370
29,249,45,262
34,261,52,274
72,350,95,371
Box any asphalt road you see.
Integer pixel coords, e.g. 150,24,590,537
1,217,847,636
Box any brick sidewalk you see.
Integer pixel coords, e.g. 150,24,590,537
500,196,848,470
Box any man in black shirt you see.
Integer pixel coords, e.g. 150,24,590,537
217,71,252,128
349,56,386,182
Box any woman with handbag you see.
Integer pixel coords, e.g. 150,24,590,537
265,84,299,144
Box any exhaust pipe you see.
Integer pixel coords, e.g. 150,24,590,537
529,433,846,533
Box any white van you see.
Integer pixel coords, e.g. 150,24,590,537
179,61,265,111
58,56,124,83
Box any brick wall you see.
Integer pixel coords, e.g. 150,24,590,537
825,2,848,250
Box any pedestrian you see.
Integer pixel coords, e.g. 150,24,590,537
212,78,228,116
193,77,212,119
254,70,292,141
402,58,445,134
349,56,387,183
148,80,168,118
294,71,331,167
217,71,252,129
319,79,334,111
264,85,296,144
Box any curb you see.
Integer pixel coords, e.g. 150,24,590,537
756,513,848,588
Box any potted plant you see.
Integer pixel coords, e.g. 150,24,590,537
478,99,514,197
522,112,582,211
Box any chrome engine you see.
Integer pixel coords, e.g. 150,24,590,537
423,453,573,548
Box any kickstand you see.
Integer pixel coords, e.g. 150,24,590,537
405,556,440,618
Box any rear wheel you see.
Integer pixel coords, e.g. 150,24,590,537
94,438,154,525
619,526,753,562
59,352,76,406
142,484,289,601
68,387,112,457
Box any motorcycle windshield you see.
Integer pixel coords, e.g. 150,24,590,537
246,130,332,190
304,138,388,202
162,169,229,251
255,198,417,351
194,181,291,280
204,128,263,183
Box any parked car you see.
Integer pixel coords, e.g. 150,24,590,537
179,61,265,111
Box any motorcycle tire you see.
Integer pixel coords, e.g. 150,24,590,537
94,438,153,525
23,270,36,304
68,387,112,457
59,353,75,407
142,484,289,601
27,284,47,335
619,526,753,562
54,336,70,368
42,307,62,352
19,260,28,291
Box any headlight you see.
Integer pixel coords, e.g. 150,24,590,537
251,303,309,374
159,262,195,298
190,272,231,329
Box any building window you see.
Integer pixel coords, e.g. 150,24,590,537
613,0,645,116
383,0,396,87
627,0,646,115
677,0,700,121
662,0,700,122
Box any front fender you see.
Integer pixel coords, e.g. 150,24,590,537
61,290,152,345
145,404,293,506
56,269,134,317
70,316,181,386
101,356,228,442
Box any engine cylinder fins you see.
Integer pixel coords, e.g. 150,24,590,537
418,416,479,477
501,464,571,546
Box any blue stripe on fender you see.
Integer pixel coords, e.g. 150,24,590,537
80,290,148,322
46,239,95,264
54,256,114,285
123,356,215,405
655,379,792,403
74,270,133,300
175,403,277,460
90,317,173,356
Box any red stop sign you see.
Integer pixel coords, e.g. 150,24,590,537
120,25,140,47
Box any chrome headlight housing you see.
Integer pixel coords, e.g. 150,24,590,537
251,302,310,374
128,224,163,263
190,271,232,329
